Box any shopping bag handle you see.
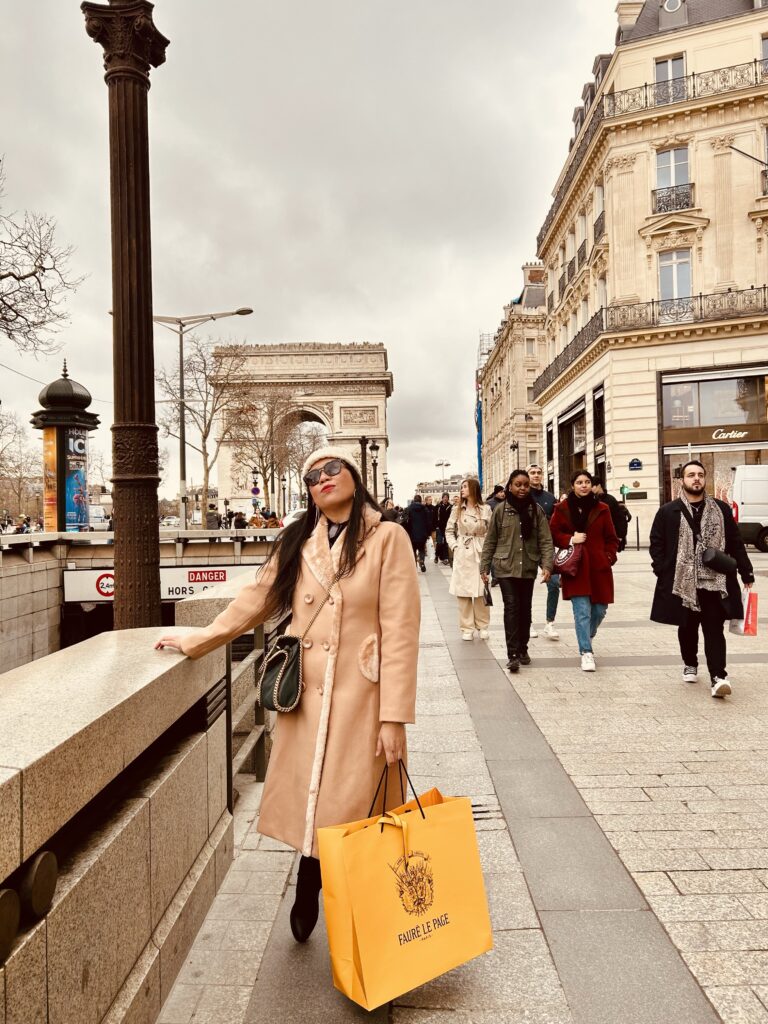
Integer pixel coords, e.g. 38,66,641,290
367,759,425,820
377,810,410,865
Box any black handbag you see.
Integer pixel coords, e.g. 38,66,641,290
256,569,342,713
482,582,493,607
702,547,737,574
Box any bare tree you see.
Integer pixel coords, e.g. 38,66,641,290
0,159,81,353
0,426,42,519
156,336,248,515
284,421,327,504
0,408,22,479
225,388,297,511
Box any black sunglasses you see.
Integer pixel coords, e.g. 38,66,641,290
304,459,344,488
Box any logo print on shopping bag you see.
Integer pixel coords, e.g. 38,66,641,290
390,851,434,916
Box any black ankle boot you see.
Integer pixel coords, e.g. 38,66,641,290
290,856,322,943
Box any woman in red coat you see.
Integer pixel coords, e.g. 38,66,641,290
550,470,619,672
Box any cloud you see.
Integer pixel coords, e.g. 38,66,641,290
2,0,618,501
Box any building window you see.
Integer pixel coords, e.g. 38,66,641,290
527,387,535,404
526,338,536,357
661,376,767,430
659,249,691,300
593,386,605,439
546,422,554,461
597,275,607,309
662,381,698,429
580,299,589,329
657,147,689,188
654,55,686,105
528,450,538,465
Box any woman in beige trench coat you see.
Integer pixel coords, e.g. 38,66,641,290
155,447,421,943
446,477,492,641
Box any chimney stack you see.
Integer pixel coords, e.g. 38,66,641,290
616,2,644,31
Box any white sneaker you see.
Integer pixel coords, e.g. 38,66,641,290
711,676,731,698
581,653,596,672
529,626,539,638
543,622,560,641
682,665,698,684
479,629,490,640
461,631,474,642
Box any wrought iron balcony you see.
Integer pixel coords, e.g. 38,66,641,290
577,240,587,269
652,182,695,214
538,57,768,251
532,286,768,399
547,292,554,312
593,210,605,241
762,168,768,197
567,257,576,283
558,273,566,301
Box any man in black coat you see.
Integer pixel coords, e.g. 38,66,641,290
434,492,452,565
649,460,754,698
405,494,433,572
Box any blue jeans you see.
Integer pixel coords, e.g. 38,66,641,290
571,596,608,654
545,573,560,623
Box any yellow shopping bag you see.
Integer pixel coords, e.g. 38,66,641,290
318,764,493,1011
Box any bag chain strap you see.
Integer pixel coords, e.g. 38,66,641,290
297,567,344,643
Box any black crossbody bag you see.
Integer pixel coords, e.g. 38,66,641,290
256,568,343,713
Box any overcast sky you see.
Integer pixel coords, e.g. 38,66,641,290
2,0,618,501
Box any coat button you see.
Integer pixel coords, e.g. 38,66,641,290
304,594,314,604
303,639,313,649
322,641,330,651
328,596,335,605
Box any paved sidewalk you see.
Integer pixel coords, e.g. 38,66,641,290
156,550,767,1024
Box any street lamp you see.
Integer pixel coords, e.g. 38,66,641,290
369,441,380,502
383,473,390,503
358,436,369,487
435,459,451,489
153,307,253,528
281,473,287,516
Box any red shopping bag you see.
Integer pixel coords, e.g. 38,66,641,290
730,589,758,636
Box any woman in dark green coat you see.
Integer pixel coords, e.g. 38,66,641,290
480,469,554,673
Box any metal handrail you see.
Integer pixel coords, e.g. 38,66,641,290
538,57,768,251
762,168,768,196
567,257,576,282
577,240,587,268
593,210,605,242
533,285,768,398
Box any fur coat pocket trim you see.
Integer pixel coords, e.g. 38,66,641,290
358,633,380,682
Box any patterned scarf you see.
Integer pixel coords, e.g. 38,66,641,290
672,493,727,612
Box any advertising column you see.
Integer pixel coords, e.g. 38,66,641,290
64,427,89,532
42,428,58,533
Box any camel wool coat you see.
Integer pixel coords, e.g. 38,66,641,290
179,507,421,857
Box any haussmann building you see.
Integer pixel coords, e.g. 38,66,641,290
534,0,768,526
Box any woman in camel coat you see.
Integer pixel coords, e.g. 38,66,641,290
155,447,421,943
446,477,492,640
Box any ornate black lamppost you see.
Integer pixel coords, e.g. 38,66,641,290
280,473,287,515
369,440,379,501
358,435,369,488
82,0,169,628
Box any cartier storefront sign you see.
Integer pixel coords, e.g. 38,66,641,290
662,422,768,446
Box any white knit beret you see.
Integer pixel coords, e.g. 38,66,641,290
301,446,362,483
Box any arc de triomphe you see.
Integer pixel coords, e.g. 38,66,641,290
216,341,393,510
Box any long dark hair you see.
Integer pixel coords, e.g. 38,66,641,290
260,460,378,620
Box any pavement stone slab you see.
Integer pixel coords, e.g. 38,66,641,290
704,986,768,1024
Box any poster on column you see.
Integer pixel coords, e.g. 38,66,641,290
42,427,58,532
65,427,89,532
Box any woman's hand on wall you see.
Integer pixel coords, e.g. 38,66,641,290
154,635,184,651
376,722,406,765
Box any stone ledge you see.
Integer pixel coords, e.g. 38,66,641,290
0,628,224,874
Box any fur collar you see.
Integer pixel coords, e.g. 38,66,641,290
302,505,382,588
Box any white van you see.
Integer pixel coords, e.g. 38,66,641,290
88,505,111,531
731,465,768,552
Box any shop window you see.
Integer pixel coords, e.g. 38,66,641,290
699,376,762,426
662,381,698,428
593,387,605,439
546,423,554,462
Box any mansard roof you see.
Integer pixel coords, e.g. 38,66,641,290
624,0,756,42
